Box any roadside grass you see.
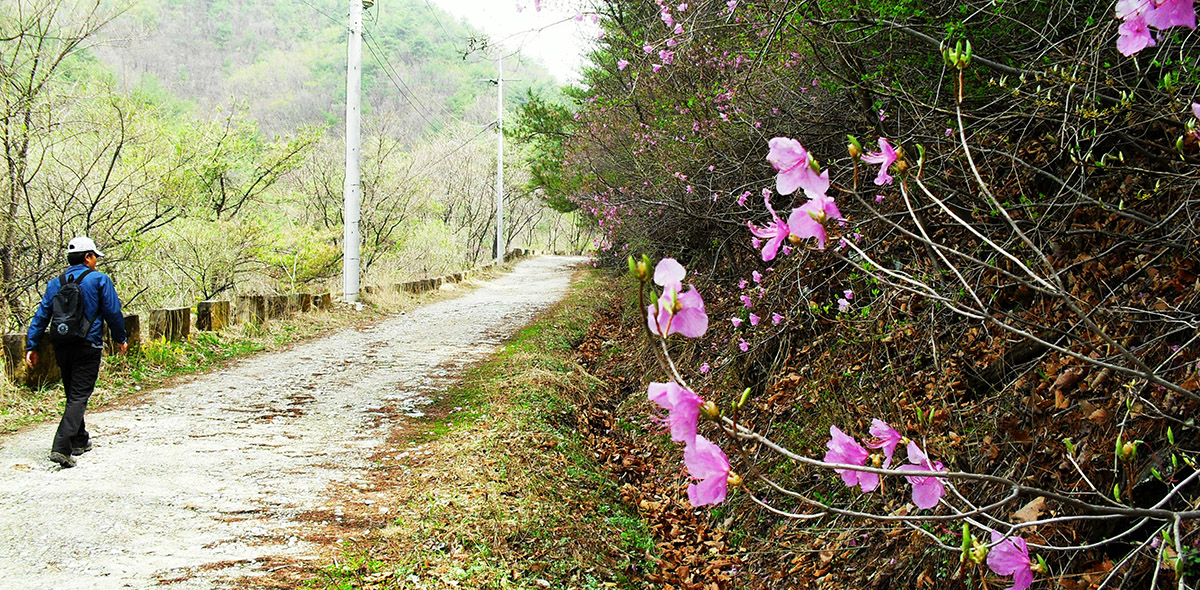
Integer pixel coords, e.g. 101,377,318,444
295,269,655,590
0,266,506,433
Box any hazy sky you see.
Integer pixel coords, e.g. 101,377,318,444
424,0,599,82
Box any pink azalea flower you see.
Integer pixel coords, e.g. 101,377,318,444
1117,13,1157,55
837,298,850,313
771,313,783,325
897,441,946,509
1144,0,1197,29
685,435,730,506
574,12,584,21
647,381,702,445
867,420,902,467
1116,0,1151,19
861,137,899,186
824,426,879,492
659,50,675,65
738,339,749,351
730,317,742,327
726,0,737,10
875,194,885,203
746,192,790,262
647,258,708,338
749,313,760,326
786,194,843,250
1192,102,1200,120
752,270,762,283
699,362,710,373
987,531,1035,590
844,289,854,300
878,109,888,122
666,38,677,47
643,43,654,54
617,59,629,70
740,295,753,308
652,64,663,73
738,279,748,289
766,137,830,199
533,0,541,10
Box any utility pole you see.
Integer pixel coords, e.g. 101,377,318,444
342,0,363,302
494,55,505,266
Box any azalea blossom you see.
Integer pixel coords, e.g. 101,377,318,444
647,258,708,338
1192,101,1200,120
1144,0,1197,29
752,270,762,283
861,137,899,186
730,317,743,327
749,313,760,326
699,362,710,373
987,531,1035,590
617,59,629,70
647,381,703,445
1117,13,1157,55
738,339,749,351
867,420,902,467
844,289,854,300
786,193,843,250
897,441,947,509
766,137,830,199
824,425,879,492
837,298,850,313
740,295,753,308
685,435,730,506
771,313,783,325
746,192,790,261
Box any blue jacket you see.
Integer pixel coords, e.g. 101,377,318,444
27,264,128,350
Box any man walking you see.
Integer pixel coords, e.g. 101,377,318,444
25,236,128,469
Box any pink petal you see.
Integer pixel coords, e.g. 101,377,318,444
654,258,686,287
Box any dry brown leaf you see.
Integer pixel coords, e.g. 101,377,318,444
1012,497,1048,523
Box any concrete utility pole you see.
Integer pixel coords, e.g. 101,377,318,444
342,0,364,302
494,55,505,266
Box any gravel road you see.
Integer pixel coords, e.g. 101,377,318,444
0,255,583,590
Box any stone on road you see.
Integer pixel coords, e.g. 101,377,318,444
0,256,583,589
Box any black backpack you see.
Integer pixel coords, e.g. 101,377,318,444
48,269,94,344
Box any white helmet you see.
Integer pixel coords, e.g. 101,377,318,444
67,236,104,258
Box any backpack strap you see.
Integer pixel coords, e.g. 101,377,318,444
64,269,95,284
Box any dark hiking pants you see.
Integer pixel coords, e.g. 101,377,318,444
51,342,102,456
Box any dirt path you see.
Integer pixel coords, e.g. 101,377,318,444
0,256,584,590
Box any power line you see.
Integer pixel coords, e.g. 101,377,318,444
360,29,443,130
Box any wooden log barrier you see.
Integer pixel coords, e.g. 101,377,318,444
236,295,267,325
267,295,289,319
2,334,59,388
149,307,191,342
105,313,141,355
196,301,230,332
314,293,332,310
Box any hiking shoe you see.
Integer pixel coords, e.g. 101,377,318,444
49,452,76,469
71,442,93,456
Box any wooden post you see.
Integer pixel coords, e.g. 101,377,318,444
196,301,230,332
315,292,332,310
2,334,60,388
150,307,191,342
105,313,141,354
268,295,289,319
236,295,267,325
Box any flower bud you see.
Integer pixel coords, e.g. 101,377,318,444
1121,441,1137,461
727,471,743,487
809,157,821,173
699,400,720,420
969,539,988,564
629,254,651,281
1032,554,1049,574
808,209,828,224
870,453,883,468
787,233,803,245
847,135,863,158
